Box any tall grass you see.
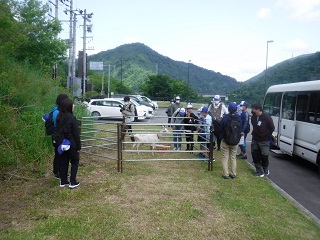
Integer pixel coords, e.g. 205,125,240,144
0,54,86,175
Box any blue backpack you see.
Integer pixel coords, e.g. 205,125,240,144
43,110,55,135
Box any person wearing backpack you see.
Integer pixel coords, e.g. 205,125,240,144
208,95,228,151
220,102,242,179
43,93,69,179
54,98,81,188
250,102,275,177
237,101,250,159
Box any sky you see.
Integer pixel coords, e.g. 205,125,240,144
44,0,320,82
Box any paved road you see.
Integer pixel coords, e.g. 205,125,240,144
150,107,320,223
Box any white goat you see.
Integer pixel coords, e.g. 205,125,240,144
132,127,169,155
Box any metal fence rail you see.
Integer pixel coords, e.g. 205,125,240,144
79,117,215,172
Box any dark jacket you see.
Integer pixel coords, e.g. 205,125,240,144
240,111,250,133
182,112,198,131
251,112,275,142
57,112,81,151
220,113,242,140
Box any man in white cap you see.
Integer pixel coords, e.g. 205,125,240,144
208,95,228,151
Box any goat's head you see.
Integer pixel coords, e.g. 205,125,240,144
157,126,169,138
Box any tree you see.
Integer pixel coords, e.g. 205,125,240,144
0,0,67,70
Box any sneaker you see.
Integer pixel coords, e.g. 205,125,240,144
177,148,181,151
69,182,80,189
60,181,69,187
54,173,60,179
229,174,236,179
222,175,229,179
264,169,270,176
173,147,177,151
253,172,264,177
236,154,243,158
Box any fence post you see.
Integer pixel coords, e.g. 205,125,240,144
208,125,214,171
117,123,123,172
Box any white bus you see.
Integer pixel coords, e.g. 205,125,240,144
263,80,320,173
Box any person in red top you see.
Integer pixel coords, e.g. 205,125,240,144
250,103,275,177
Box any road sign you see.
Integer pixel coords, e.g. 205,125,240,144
89,62,103,71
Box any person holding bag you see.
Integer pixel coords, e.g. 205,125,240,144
54,98,81,189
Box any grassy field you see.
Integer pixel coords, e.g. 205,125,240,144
1,142,320,240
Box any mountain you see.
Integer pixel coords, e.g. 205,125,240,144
88,43,241,94
227,52,320,104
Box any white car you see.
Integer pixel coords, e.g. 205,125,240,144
129,99,154,118
112,98,154,119
85,98,146,121
140,96,158,110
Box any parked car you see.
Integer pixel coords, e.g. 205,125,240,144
85,98,147,121
112,98,154,119
127,95,157,110
110,94,158,110
125,99,154,118
140,96,158,110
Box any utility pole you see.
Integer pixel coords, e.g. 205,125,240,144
67,0,73,89
71,13,77,95
47,0,59,80
82,9,87,98
81,9,93,99
108,64,111,98
121,59,123,85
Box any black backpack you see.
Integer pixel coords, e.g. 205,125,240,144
52,116,70,147
224,113,241,145
45,111,55,135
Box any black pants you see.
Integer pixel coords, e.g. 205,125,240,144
53,147,59,176
185,132,194,150
59,148,79,184
125,125,135,142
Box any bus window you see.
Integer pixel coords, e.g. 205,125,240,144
263,92,282,116
307,92,318,123
316,93,320,124
296,93,309,122
282,92,296,120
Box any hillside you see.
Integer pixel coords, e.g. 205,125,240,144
88,43,241,94
227,52,320,104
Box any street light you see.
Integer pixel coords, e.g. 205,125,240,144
188,60,191,86
265,40,274,92
120,59,123,85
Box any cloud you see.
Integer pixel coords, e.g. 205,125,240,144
257,8,271,19
276,0,320,20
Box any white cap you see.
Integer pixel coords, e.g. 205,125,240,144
214,95,221,101
179,108,186,114
187,104,193,109
175,96,180,100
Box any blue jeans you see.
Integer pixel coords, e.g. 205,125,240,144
173,126,182,149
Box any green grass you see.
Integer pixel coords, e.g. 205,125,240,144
1,123,320,239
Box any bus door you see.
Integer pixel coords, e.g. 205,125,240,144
279,92,296,155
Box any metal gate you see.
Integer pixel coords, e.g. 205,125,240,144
79,117,215,172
